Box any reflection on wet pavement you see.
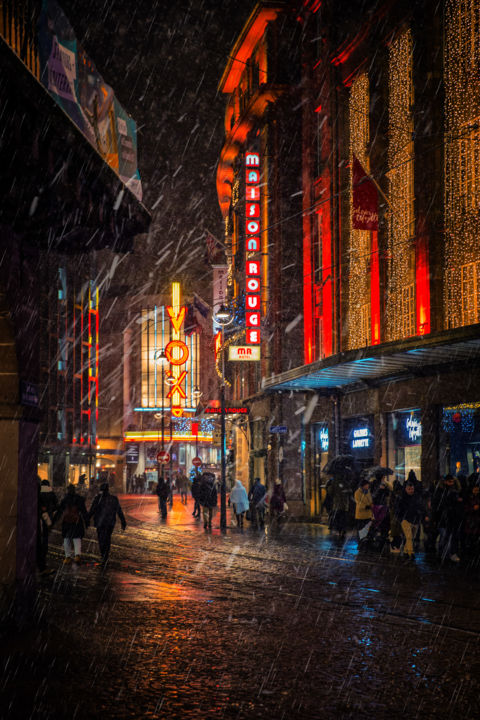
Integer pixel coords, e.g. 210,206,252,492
2,493,480,719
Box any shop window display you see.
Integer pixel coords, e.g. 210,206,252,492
387,410,422,483
442,404,480,477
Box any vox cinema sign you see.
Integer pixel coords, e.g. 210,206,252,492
245,150,261,354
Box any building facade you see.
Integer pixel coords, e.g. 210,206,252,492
0,0,149,618
219,0,480,518
216,1,306,511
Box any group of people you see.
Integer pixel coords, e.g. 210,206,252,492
326,468,480,563
37,479,126,573
156,472,287,531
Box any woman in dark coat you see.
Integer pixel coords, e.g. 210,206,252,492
55,484,89,564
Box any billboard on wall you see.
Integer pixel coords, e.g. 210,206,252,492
37,0,142,200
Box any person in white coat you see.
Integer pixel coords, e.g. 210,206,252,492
229,479,249,528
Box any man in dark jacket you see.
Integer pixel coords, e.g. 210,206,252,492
432,474,463,562
37,478,58,574
156,476,170,519
191,474,201,518
395,481,425,561
198,473,217,529
88,483,126,566
248,477,266,528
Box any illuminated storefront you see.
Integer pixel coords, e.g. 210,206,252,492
387,410,422,482
124,281,218,481
441,404,480,477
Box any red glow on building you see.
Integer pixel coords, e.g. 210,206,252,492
416,237,431,335
370,230,381,345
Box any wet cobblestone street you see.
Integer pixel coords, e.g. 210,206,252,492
2,495,480,719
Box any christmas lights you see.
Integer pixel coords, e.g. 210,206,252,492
385,30,416,341
445,0,480,328
347,73,371,349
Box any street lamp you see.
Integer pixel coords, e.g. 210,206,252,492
214,303,233,530
155,348,168,482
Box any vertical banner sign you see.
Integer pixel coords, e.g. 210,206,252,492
245,151,261,352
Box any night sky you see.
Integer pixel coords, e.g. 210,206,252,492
61,0,251,296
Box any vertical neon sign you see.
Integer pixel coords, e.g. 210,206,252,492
165,282,189,417
245,151,261,352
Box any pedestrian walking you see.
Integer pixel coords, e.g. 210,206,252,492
191,474,201,518
269,479,287,525
229,479,249,529
37,478,58,575
248,477,266,528
177,472,189,504
156,476,170,519
433,474,464,562
88,482,126,567
198,472,217,529
327,474,352,538
54,484,89,565
354,478,373,547
395,480,425,562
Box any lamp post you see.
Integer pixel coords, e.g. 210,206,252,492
214,304,233,531
155,349,168,482
193,386,202,475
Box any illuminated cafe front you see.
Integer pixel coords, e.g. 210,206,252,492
123,282,218,483
262,326,480,515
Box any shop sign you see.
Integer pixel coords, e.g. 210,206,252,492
320,427,329,452
406,416,422,443
205,406,248,415
245,150,261,353
125,443,139,464
270,425,288,434
229,345,261,361
351,427,371,449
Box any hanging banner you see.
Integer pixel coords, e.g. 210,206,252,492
352,154,378,231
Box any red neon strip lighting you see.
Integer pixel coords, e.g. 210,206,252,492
416,236,431,335
370,230,381,345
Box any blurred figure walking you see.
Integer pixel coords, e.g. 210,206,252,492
229,479,249,529
54,484,89,565
88,483,126,567
198,472,217,530
37,478,58,575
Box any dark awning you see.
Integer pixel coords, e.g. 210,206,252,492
262,325,480,393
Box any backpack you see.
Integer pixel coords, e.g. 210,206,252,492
63,502,80,524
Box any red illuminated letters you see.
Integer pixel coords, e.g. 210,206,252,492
245,149,262,355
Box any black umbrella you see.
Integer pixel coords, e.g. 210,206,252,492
366,465,393,478
323,455,355,475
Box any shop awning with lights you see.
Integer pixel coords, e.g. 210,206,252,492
262,326,480,393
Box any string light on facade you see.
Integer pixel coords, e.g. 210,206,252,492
386,29,415,341
348,73,371,350
444,0,480,328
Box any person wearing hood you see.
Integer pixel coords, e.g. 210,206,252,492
88,482,126,567
54,484,89,565
229,479,249,528
37,478,58,575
